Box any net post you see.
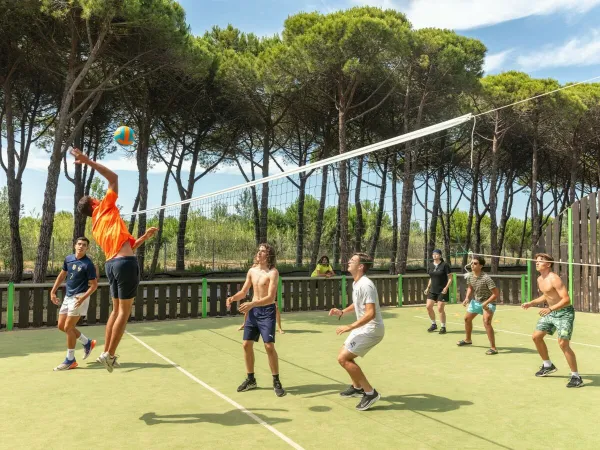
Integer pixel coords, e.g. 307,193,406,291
397,274,403,307
341,275,347,309
451,273,457,304
568,207,574,305
277,277,283,310
521,274,526,303
7,282,14,331
201,278,207,318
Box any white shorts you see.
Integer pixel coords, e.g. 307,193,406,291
344,330,384,357
59,295,90,317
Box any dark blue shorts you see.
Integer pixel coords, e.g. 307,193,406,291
243,304,276,343
105,256,140,300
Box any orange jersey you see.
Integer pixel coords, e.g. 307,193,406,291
92,189,136,261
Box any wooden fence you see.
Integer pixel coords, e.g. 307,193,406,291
537,191,600,313
0,273,526,330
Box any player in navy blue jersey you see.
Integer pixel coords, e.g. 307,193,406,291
50,237,99,371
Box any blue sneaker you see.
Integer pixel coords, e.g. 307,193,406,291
54,358,78,371
82,339,96,360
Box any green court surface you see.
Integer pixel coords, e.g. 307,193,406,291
2,305,600,449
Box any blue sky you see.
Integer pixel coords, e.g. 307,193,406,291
3,0,600,221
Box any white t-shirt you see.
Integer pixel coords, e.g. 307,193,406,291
352,276,385,336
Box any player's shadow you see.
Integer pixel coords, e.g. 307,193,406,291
139,409,291,426
279,329,322,334
374,393,473,412
467,345,539,354
285,383,348,398
579,374,599,387
82,362,174,372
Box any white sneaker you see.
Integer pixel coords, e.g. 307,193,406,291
98,352,117,373
96,353,120,368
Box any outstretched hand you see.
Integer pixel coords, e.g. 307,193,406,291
145,227,159,238
70,147,90,165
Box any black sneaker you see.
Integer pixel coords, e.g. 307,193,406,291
566,375,584,388
356,390,381,411
439,327,447,334
339,385,365,398
237,378,257,392
427,324,438,332
273,379,286,397
535,364,557,377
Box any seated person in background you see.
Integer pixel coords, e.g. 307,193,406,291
311,255,335,278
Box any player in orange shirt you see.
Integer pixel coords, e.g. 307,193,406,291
71,148,158,373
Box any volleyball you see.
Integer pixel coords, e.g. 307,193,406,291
113,126,135,146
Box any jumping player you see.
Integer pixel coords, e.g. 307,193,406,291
71,147,158,372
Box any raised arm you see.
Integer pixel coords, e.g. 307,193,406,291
70,147,118,193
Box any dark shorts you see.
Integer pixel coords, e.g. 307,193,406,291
105,256,140,300
243,304,276,343
427,291,449,303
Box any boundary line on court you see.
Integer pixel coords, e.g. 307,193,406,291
125,331,305,450
413,316,600,349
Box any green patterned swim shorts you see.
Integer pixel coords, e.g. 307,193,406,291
535,306,575,340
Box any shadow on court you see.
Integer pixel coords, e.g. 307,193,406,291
466,345,539,354
139,409,292,426
279,329,322,334
373,393,473,412
285,383,347,398
81,361,174,372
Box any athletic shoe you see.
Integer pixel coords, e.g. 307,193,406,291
273,380,286,397
237,378,257,392
54,358,78,371
439,327,447,334
96,354,120,368
427,324,438,332
566,375,584,388
356,390,381,411
535,364,557,377
82,339,96,360
98,352,117,373
339,385,365,398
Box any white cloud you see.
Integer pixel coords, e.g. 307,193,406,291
484,49,513,73
350,0,600,30
517,29,600,71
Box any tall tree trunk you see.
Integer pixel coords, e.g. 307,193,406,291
251,185,260,246
489,118,500,273
295,176,307,266
518,196,531,264
390,155,398,274
259,130,270,243
338,108,350,266
135,124,150,276
530,122,540,255
463,150,481,268
354,155,364,252
149,151,177,279
397,147,416,273
310,165,329,268
369,157,388,258
3,76,24,282
428,165,444,259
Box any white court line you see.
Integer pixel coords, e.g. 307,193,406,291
126,331,305,450
413,315,600,349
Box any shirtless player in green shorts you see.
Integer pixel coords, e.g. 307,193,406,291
521,253,583,388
